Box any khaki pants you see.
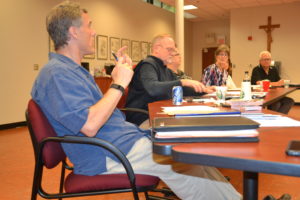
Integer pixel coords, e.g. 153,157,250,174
106,137,241,200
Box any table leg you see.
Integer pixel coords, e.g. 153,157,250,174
243,171,258,200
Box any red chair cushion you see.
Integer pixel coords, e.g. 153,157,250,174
28,100,66,168
65,172,159,193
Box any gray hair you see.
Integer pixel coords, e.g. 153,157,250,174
259,51,271,59
46,1,87,50
151,34,173,52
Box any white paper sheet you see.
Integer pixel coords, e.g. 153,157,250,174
243,114,300,127
162,105,220,115
155,129,259,138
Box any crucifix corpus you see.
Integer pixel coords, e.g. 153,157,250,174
259,16,280,52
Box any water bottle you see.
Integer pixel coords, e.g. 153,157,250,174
240,71,252,100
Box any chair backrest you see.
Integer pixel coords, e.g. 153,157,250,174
26,99,66,169
116,87,129,109
116,64,137,109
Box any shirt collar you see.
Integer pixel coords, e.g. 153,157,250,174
259,64,273,70
149,55,165,67
214,63,224,72
49,52,81,70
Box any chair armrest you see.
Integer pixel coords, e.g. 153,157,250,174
119,107,149,115
39,136,136,184
63,160,74,170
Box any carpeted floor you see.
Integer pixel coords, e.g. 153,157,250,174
1,105,300,200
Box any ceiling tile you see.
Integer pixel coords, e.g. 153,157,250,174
159,0,300,21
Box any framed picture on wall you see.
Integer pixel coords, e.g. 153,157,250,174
148,42,152,54
121,38,131,57
49,37,55,53
131,41,141,62
83,54,95,59
140,42,149,59
97,35,108,60
83,39,95,59
110,37,120,60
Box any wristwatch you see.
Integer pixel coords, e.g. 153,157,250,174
110,83,125,94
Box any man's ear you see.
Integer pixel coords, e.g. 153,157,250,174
152,45,159,55
68,26,79,39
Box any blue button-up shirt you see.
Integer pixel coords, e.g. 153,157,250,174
31,53,148,175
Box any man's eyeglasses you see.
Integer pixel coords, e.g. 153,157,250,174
261,58,271,61
166,48,176,52
159,45,176,53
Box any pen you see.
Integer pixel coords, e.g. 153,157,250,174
111,51,118,61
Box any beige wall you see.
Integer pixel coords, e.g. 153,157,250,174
190,19,230,80
230,2,300,100
184,20,194,77
2,0,300,125
0,0,175,125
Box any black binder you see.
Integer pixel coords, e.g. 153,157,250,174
152,116,260,143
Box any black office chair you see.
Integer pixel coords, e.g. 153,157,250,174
116,87,149,116
26,99,165,200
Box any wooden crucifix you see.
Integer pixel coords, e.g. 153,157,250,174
259,16,280,52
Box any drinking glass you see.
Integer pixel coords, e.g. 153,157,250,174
284,80,290,88
216,86,227,102
262,80,270,92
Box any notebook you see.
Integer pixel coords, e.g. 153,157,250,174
153,116,259,132
152,116,260,143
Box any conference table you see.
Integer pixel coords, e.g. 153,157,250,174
149,87,300,200
262,87,296,107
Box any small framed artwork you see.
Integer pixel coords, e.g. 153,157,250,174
97,35,108,60
84,54,95,59
83,40,95,59
148,42,152,54
131,41,141,62
141,42,149,59
110,37,120,60
121,38,131,57
49,37,55,53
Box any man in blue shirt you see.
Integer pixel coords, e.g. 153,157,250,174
31,1,241,199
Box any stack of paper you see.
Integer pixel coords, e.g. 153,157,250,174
152,116,260,142
227,99,263,112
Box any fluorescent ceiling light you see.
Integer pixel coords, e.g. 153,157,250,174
184,5,197,10
184,12,197,19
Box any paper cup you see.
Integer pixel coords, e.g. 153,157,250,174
262,80,270,92
215,86,227,102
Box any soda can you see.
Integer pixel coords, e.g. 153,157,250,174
172,86,183,105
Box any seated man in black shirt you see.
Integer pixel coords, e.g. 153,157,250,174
126,34,212,126
251,51,294,114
